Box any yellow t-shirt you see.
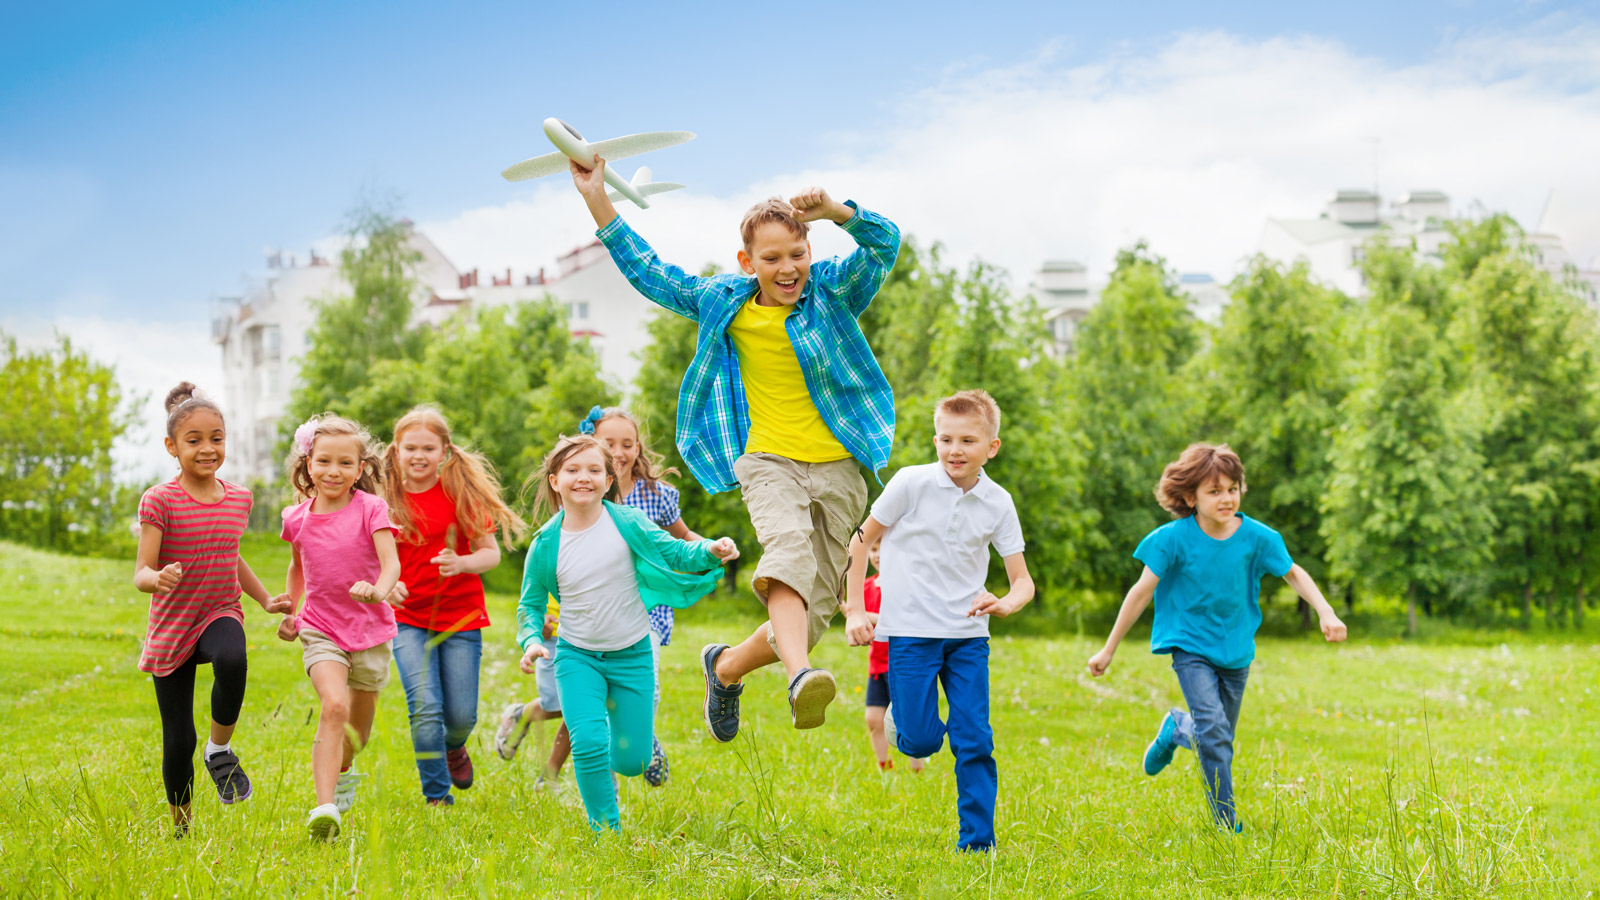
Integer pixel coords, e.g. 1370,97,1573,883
727,295,851,462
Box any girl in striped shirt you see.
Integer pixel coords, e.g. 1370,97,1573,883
134,382,291,836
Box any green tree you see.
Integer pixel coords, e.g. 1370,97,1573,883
0,332,135,553
1321,238,1493,634
1197,257,1357,624
1065,243,1203,593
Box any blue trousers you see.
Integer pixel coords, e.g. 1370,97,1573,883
554,636,655,831
887,636,997,851
392,624,482,801
1169,649,1250,827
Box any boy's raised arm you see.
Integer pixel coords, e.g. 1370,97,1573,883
572,155,708,321
798,187,901,317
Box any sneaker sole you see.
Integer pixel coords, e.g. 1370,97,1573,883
308,814,340,842
790,670,836,730
700,643,738,743
495,703,530,761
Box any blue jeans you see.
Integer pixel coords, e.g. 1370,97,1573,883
555,636,655,831
392,624,483,801
887,636,997,851
1169,649,1250,827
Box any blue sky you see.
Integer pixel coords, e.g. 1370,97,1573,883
4,0,1595,321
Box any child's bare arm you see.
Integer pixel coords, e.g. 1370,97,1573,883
844,516,890,646
351,530,402,604
968,552,1034,618
570,155,620,229
1284,565,1348,642
237,557,290,613
134,523,180,595
1087,567,1161,676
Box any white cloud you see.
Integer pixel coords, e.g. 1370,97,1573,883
422,26,1600,289
3,310,222,485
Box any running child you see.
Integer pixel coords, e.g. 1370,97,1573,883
381,406,526,807
568,154,901,738
497,406,705,787
844,389,1032,853
277,414,402,841
515,434,738,831
860,536,923,773
1086,443,1348,832
134,382,291,835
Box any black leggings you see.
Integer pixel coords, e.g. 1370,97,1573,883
151,617,248,805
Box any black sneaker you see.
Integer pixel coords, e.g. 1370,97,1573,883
643,735,669,787
700,643,743,742
788,668,836,730
205,750,253,804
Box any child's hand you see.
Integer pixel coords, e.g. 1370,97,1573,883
542,612,557,640
1320,612,1348,643
845,610,875,647
788,187,852,225
520,643,551,674
385,581,409,608
430,547,464,577
277,615,300,642
570,154,608,199
708,537,739,562
261,592,293,614
156,562,183,594
349,581,380,604
967,591,1018,619
1087,647,1115,677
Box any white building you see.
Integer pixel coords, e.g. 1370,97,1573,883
213,224,650,482
1028,260,1227,356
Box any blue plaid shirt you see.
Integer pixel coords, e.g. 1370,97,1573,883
624,480,683,645
596,202,901,493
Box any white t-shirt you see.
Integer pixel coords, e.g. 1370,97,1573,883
871,462,1025,640
554,509,652,652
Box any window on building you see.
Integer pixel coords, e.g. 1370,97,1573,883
263,325,280,362
577,302,590,320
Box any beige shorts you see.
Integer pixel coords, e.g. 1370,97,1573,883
734,452,867,654
300,627,392,692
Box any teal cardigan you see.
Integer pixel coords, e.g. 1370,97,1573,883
516,501,724,651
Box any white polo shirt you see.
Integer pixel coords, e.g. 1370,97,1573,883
871,462,1025,640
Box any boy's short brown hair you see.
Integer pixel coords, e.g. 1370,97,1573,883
934,389,1001,438
1155,442,1247,518
740,198,808,250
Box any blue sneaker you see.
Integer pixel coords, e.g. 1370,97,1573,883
1142,708,1181,776
701,644,743,743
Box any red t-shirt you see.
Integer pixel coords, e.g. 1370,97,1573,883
394,482,489,632
137,478,252,676
865,574,888,675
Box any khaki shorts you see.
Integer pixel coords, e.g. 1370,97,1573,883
734,452,867,654
300,627,392,692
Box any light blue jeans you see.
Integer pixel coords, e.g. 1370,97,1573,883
1169,648,1250,827
392,625,482,801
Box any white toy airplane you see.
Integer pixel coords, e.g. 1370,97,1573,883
501,118,694,209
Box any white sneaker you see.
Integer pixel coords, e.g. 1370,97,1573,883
883,703,899,752
495,702,531,761
307,803,340,841
334,770,364,813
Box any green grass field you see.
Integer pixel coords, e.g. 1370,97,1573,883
2,537,1597,899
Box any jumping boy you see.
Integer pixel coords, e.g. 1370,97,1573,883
568,155,901,737
843,389,1033,852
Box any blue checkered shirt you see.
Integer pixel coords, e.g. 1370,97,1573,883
624,480,683,645
596,202,901,493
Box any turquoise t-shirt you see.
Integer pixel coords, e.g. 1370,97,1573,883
1133,513,1294,670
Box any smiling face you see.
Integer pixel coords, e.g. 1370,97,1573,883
934,411,1000,488
396,426,446,489
1189,474,1242,529
307,434,365,503
592,416,639,482
549,445,613,511
165,408,226,480
738,221,811,307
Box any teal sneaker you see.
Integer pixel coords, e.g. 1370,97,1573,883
1142,708,1181,776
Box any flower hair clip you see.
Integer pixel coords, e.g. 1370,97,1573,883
293,418,319,456
578,405,604,435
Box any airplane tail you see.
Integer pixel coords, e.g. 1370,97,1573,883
608,167,684,203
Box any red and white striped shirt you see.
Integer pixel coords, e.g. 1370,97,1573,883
137,478,253,676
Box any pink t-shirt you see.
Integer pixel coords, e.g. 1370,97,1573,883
281,489,397,652
137,478,252,676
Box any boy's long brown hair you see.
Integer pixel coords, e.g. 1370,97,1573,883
381,406,528,545
1155,443,1247,518
524,434,622,521
594,407,679,498
286,414,384,499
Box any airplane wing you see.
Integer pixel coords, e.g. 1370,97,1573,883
501,152,569,182
589,131,696,161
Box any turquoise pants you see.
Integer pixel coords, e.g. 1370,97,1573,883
553,635,655,831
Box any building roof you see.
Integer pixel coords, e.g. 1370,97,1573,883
1265,217,1379,246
